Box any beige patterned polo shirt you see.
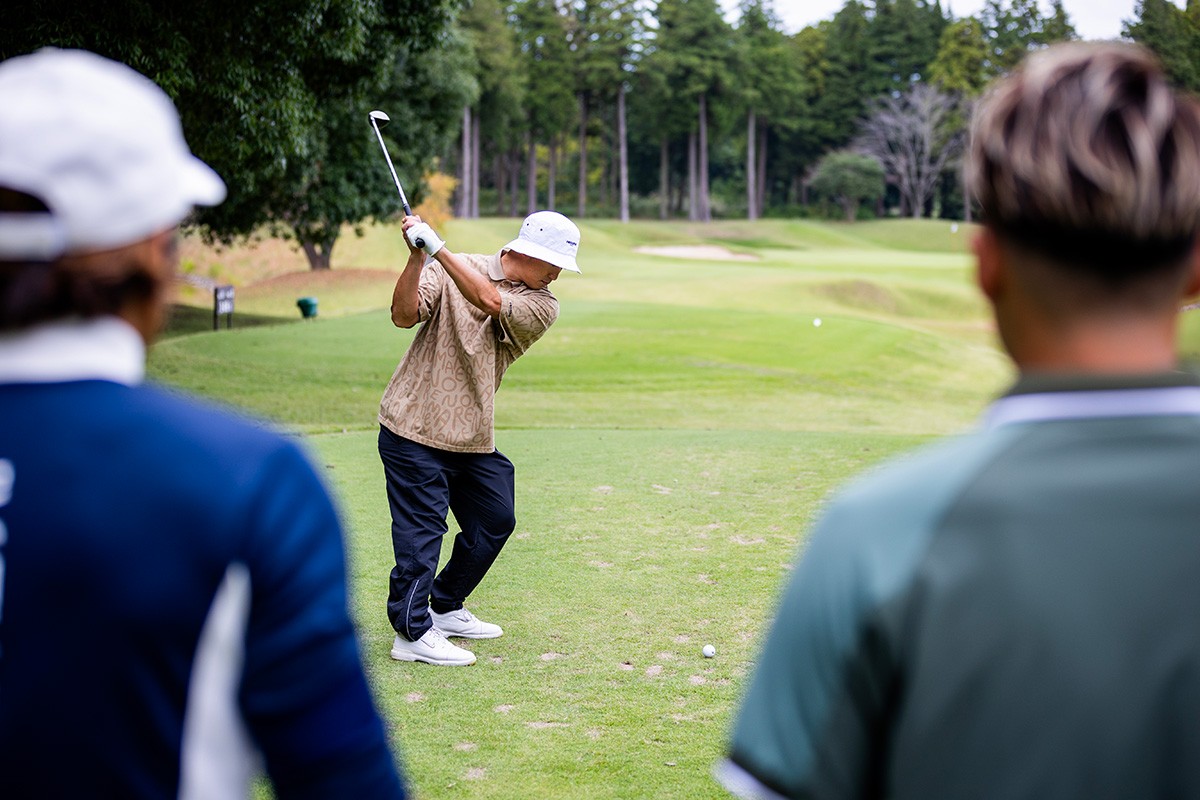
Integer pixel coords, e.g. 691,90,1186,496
378,251,559,453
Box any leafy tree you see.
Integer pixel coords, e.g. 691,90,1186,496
773,24,832,208
980,0,1073,76
1126,0,1200,92
569,0,646,218
809,151,885,221
928,17,990,95
643,0,735,221
3,0,460,269
1039,0,1077,45
868,0,948,91
514,0,577,211
815,1,877,150
979,0,1026,74
457,0,523,217
735,0,799,219
855,83,965,218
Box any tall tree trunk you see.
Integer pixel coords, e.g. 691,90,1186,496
299,234,335,270
687,131,697,221
698,94,710,222
548,137,558,210
757,125,768,215
963,167,972,224
618,86,629,223
578,93,588,218
599,135,610,208
843,198,857,222
659,136,670,220
526,132,537,214
471,118,481,218
510,149,520,217
746,109,757,220
495,146,506,216
459,105,472,218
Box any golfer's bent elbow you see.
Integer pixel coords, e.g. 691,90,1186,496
391,305,418,328
479,294,502,318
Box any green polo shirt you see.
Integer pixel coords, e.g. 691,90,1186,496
721,373,1200,799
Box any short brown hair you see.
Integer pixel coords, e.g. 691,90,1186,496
966,42,1200,280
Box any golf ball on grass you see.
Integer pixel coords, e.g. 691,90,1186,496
702,644,716,658
813,318,822,327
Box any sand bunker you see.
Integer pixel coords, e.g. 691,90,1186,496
634,245,758,262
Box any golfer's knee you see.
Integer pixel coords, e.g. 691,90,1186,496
489,510,517,541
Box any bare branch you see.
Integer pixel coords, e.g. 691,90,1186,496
854,85,967,218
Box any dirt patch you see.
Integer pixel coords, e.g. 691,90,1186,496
634,245,758,262
243,267,396,293
179,233,308,285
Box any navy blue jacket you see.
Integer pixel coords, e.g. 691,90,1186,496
0,320,405,799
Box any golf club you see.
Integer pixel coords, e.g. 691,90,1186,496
368,109,424,248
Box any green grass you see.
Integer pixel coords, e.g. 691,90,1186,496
149,218,1024,798
316,427,926,799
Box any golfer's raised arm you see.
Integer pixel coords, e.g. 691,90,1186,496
389,243,424,328
403,215,502,318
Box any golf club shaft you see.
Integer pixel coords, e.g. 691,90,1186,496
369,117,425,248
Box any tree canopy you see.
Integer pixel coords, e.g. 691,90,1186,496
6,0,1197,260
3,0,458,269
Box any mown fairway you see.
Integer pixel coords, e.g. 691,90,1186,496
152,218,1017,798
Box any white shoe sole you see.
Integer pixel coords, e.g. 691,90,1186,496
389,645,476,666
434,625,504,640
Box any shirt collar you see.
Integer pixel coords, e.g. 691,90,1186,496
0,317,145,386
488,251,507,282
983,372,1200,429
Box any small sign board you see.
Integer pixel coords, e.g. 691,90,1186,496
213,285,235,330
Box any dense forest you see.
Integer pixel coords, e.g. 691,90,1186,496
5,0,1199,267
450,0,1199,225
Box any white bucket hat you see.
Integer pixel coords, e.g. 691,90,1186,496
0,48,226,261
503,211,582,273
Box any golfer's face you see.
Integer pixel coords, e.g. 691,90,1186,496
530,260,562,289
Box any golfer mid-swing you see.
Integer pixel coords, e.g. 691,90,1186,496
379,211,581,666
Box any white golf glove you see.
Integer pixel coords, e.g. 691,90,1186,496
406,222,444,256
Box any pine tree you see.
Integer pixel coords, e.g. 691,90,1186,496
1126,0,1200,92
514,0,577,212
928,18,989,95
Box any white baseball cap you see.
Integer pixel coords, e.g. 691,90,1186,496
0,48,226,261
503,211,582,273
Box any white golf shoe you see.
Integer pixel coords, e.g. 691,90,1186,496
390,628,476,666
431,607,504,639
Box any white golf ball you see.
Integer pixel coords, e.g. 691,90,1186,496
813,318,822,327
702,644,716,658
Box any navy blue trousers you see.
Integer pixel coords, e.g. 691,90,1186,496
378,426,516,641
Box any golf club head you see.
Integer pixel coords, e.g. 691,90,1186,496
367,109,421,245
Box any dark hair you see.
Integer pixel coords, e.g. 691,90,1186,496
0,188,156,331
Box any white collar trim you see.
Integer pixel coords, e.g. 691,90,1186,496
0,317,145,386
984,386,1200,430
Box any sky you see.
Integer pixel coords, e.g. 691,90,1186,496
728,0,1184,41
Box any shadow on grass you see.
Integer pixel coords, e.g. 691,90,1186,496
160,304,297,339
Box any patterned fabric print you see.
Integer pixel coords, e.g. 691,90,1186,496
379,251,558,453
